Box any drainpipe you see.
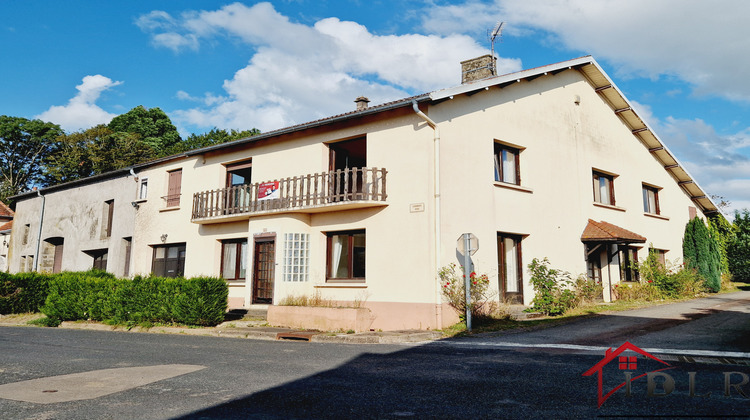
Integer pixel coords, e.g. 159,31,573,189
412,100,442,329
33,190,46,271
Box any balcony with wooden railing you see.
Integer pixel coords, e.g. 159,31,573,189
191,167,388,223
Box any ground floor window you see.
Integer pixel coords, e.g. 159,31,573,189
152,243,186,278
221,239,247,281
619,245,640,282
326,230,365,281
498,233,523,304
89,249,108,271
283,233,310,282
649,247,668,267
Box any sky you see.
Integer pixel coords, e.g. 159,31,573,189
1,0,749,214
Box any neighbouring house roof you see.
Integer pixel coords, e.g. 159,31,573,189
0,201,13,219
0,220,12,233
10,55,719,215
581,219,647,244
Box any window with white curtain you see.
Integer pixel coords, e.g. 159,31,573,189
642,184,660,214
283,233,309,282
221,239,247,281
326,230,365,281
494,142,521,185
593,170,616,206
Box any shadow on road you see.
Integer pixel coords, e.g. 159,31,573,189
176,305,750,419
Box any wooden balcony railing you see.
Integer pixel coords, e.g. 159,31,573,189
192,167,387,221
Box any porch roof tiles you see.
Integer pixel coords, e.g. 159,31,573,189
581,219,647,244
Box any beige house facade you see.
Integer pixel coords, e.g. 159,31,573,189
8,56,718,330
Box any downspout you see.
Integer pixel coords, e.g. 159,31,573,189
33,190,46,271
412,100,442,329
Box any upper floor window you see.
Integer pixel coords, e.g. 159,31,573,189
494,143,520,185
102,200,114,238
166,169,182,207
226,160,253,188
138,178,148,200
593,170,616,206
642,184,660,215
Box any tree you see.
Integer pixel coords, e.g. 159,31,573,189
0,116,63,201
707,214,734,275
683,217,722,292
45,125,157,185
728,210,750,283
164,128,261,155
108,105,180,154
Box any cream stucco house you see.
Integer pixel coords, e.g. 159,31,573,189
8,56,718,330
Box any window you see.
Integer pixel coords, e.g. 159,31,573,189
618,245,639,282
139,178,148,200
326,230,365,281
86,249,108,271
102,200,114,238
226,160,253,187
225,161,252,211
494,143,520,185
283,233,310,282
649,248,667,267
22,224,30,246
152,243,186,278
593,171,616,206
166,169,182,207
642,184,660,214
497,233,523,304
123,237,132,277
221,239,248,281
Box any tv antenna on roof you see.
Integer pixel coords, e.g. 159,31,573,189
488,21,504,75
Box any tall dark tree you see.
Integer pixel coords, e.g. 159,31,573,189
0,116,63,201
683,216,722,292
728,210,750,283
108,105,180,154
707,214,734,275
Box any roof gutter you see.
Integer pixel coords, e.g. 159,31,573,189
412,99,443,329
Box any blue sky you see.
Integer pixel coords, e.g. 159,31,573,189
2,1,749,214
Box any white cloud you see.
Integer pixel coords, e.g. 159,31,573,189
422,0,750,103
36,75,122,133
139,2,518,131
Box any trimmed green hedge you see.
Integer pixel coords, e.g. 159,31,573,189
0,272,53,314
41,274,228,326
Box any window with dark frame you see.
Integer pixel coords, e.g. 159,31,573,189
497,233,523,304
619,245,640,282
152,243,186,278
86,249,108,271
494,143,520,185
642,184,660,215
593,171,616,206
221,239,248,281
326,230,365,281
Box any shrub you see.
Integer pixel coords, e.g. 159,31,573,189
613,282,662,301
41,272,228,327
728,210,750,283
527,258,579,316
574,275,603,304
0,272,52,314
439,263,497,322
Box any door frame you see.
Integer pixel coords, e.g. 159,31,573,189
252,234,276,304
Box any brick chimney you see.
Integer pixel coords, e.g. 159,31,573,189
354,96,370,111
461,54,497,84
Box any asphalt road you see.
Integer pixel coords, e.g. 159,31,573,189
1,292,750,419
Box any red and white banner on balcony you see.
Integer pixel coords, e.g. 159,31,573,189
258,181,280,200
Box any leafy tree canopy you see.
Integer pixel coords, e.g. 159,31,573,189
728,210,750,283
108,105,180,154
164,128,261,155
0,116,63,202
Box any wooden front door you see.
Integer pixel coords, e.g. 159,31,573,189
252,238,275,304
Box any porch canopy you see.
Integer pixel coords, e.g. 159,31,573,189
580,219,646,245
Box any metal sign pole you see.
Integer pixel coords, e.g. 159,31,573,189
463,233,472,331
